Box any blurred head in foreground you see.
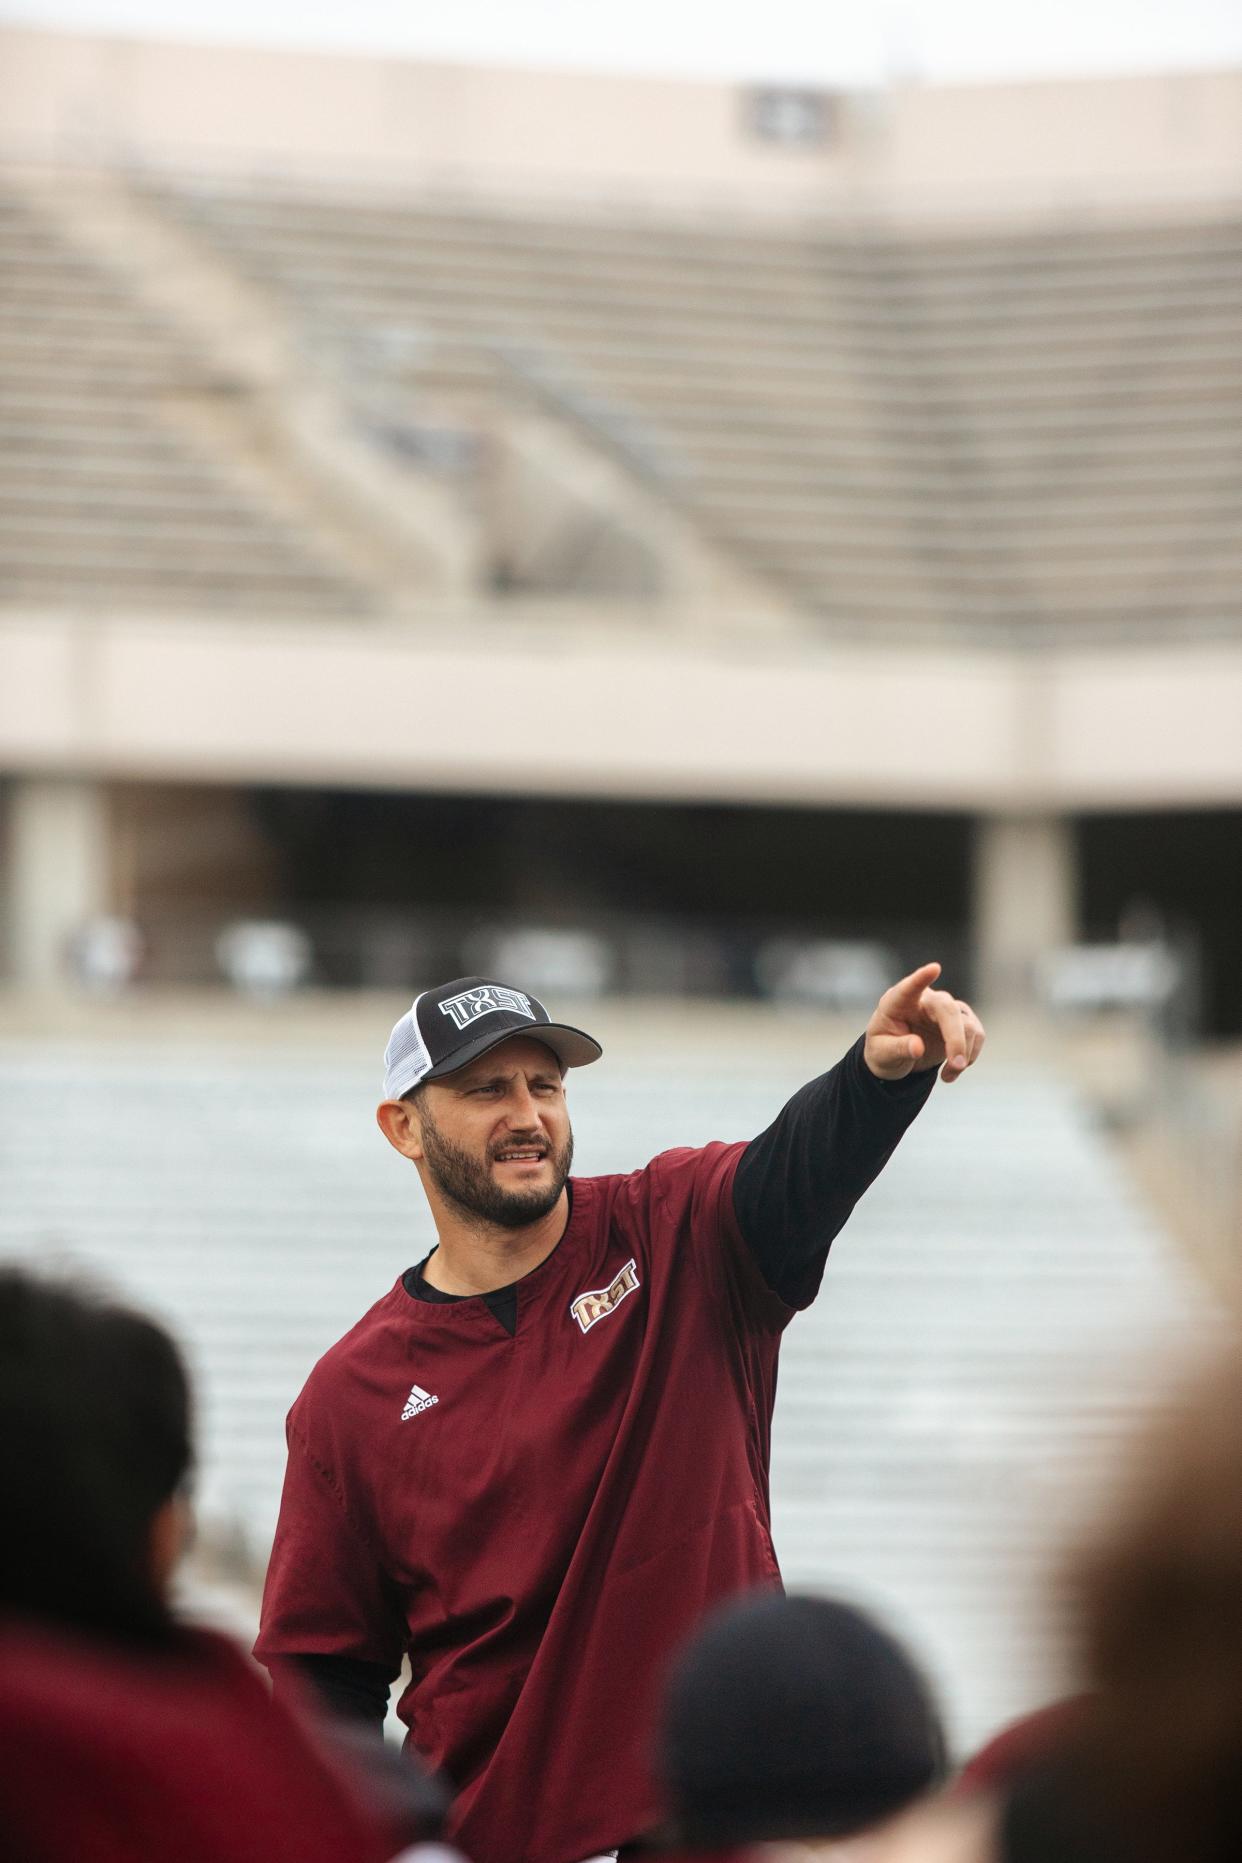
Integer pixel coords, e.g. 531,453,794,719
0,1266,429,1862
1057,1343,1242,1863
0,1265,191,1642
656,1591,947,1852
869,1345,1242,1863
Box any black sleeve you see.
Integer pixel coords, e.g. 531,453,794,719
275,1652,393,1736
732,1034,936,1309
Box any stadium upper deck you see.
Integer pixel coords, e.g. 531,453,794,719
6,160,1242,640
3,159,1242,813
151,179,1242,641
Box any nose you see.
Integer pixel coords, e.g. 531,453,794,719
504,1077,543,1129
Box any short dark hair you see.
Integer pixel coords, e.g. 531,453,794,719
658,1591,946,1847
0,1267,192,1643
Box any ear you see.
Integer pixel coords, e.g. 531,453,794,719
148,1493,190,1600
376,1098,425,1162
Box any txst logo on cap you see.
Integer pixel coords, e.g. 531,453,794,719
439,984,537,1032
381,974,603,1100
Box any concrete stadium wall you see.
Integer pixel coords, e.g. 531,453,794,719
3,26,1242,220
4,609,1242,811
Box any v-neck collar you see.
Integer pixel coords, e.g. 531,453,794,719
397,1177,592,1330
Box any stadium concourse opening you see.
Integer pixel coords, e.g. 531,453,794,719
240,788,974,1000
1076,810,1242,1040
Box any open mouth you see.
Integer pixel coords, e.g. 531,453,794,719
493,1149,548,1166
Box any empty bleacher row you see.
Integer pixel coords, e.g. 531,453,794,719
147,181,1242,640
0,188,372,615
0,1029,1220,1748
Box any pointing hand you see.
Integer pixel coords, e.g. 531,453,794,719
863,962,986,1084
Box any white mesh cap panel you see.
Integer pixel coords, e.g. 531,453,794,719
383,993,433,1098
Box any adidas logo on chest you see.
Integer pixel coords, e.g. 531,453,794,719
401,1383,439,1420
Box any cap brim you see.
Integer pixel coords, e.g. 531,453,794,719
422,1020,602,1083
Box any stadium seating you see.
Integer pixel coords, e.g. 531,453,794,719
147,181,1242,639
0,188,370,614
0,1033,1219,1749
6,169,1241,638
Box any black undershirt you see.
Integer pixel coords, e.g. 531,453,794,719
286,1037,935,1735
404,1265,520,1334
731,1033,934,1310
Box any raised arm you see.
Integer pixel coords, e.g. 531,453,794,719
732,963,985,1309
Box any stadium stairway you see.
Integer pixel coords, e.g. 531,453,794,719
0,1023,1222,1751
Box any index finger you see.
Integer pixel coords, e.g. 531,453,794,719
881,962,942,1015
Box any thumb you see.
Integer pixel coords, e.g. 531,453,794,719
864,1031,925,1080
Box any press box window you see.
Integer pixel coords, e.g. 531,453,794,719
746,87,836,148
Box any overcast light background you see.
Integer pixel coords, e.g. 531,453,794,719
4,0,1242,89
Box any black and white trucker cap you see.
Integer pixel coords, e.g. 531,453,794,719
383,976,603,1100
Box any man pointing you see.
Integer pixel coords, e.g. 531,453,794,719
256,963,984,1863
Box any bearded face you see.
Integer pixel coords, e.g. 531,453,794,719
413,1090,574,1230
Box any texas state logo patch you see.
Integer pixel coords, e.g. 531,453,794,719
570,1258,640,1335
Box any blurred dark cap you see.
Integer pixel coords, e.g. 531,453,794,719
656,1591,947,1849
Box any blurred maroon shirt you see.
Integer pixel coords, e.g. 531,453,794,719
0,1617,395,1862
